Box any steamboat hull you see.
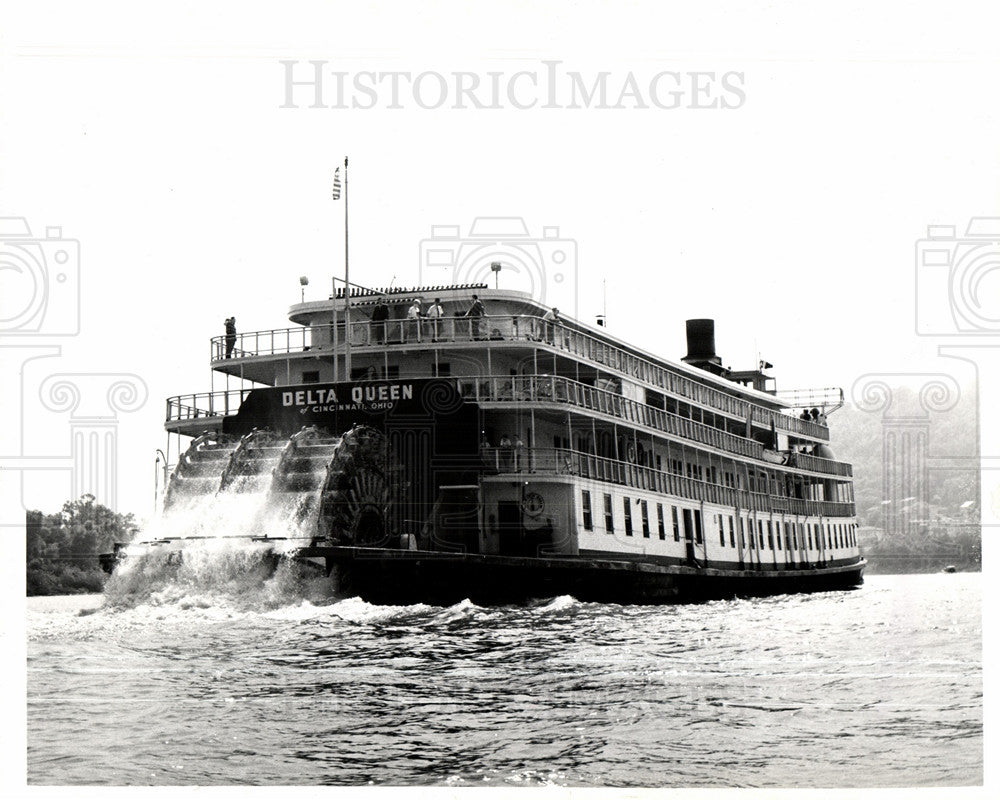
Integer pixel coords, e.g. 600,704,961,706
304,546,866,605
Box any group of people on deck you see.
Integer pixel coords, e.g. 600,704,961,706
367,294,559,344
799,407,828,426
369,294,485,343
480,432,526,472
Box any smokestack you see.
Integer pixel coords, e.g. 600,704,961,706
682,319,726,374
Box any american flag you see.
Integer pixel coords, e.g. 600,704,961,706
332,167,342,200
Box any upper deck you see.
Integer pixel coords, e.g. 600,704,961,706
208,284,838,442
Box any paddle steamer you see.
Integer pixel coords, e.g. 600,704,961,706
106,283,864,603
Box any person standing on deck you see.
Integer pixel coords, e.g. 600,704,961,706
224,317,237,358
465,294,486,339
406,298,422,342
542,307,560,345
370,295,389,344
426,297,445,341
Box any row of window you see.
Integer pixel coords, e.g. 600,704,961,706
581,490,857,552
716,515,858,552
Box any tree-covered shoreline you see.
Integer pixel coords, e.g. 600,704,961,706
26,495,139,596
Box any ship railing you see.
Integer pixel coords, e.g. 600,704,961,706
163,374,851,476
775,386,845,413
211,315,831,441
465,374,766,461
480,446,856,518
789,451,853,477
212,326,313,360
166,389,252,422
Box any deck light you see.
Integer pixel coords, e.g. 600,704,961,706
299,276,309,302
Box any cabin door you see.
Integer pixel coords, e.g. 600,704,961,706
497,500,523,556
682,508,696,565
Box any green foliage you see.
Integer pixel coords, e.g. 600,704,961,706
25,494,139,595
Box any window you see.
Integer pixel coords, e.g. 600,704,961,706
657,504,666,540
582,491,593,531
641,501,650,538
767,521,774,550
604,494,614,533
808,524,813,550
672,506,680,542
719,517,726,547
694,510,703,544
758,520,765,549
739,517,746,549
302,370,320,384
728,517,736,548
623,497,633,536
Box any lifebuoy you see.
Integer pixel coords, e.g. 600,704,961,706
626,443,636,463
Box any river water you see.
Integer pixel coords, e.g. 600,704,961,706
26,566,981,787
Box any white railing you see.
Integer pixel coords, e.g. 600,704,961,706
210,315,832,441
165,389,253,422
480,446,856,518
165,374,854,479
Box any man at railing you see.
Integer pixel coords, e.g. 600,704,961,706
224,317,236,359
464,294,487,339
541,307,561,347
406,298,422,342
370,295,389,344
426,298,445,341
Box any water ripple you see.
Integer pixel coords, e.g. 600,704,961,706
26,573,982,787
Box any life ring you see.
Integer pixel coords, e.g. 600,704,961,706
626,443,637,463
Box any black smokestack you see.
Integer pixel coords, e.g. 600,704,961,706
682,319,725,374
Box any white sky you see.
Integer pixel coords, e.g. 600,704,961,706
1,0,998,521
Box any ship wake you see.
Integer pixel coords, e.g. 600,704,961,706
105,425,393,607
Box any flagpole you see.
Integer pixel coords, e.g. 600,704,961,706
331,275,338,381
343,156,351,382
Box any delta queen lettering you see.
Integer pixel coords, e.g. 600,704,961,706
282,383,414,413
